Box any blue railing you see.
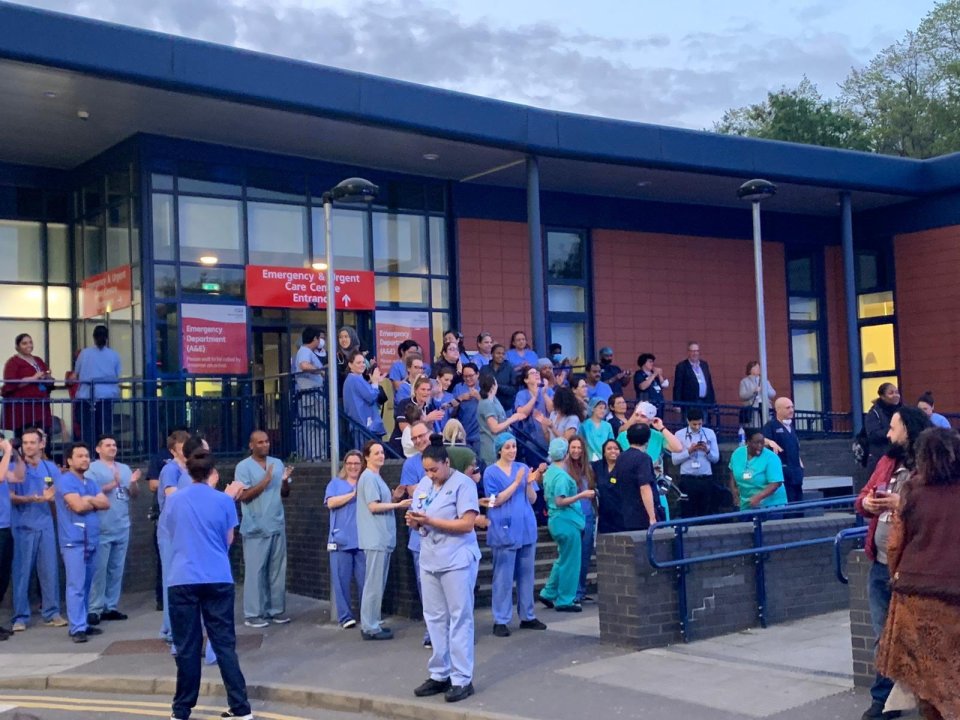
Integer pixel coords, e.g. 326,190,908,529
661,400,853,441
834,526,869,584
645,495,859,642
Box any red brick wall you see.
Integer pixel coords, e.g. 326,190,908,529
456,219,533,349
824,246,851,413
894,225,960,410
592,229,790,405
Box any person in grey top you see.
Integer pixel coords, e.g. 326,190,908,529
356,441,411,640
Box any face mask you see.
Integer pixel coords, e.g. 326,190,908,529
600,357,612,366
552,354,562,364
317,339,326,350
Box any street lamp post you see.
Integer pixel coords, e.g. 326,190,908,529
321,177,379,477
738,179,777,426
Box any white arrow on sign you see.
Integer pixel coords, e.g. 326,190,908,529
342,294,351,307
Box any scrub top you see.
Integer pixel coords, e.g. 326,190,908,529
324,478,360,551
608,448,657,532
157,461,188,514
411,470,481,573
581,419,614,463
86,460,133,537
506,348,538,369
160,483,238,587
477,396,507,465
616,426,665,464
54,471,102,548
343,374,385,436
0,457,11,530
452,382,481,443
592,459,623,534
11,458,58,530
294,345,325,391
400,453,426,552
356,469,396,552
482,462,538,548
234,455,286,537
548,412,580,442
542,465,585,529
728,446,787,510
514,386,553,448
586,382,613,404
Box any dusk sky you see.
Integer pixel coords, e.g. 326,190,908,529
14,0,932,129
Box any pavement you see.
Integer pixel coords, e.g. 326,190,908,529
0,592,904,720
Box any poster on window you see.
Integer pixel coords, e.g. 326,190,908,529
80,265,133,318
181,304,248,375
374,310,431,376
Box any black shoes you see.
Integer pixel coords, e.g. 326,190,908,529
414,677,451,697
101,610,128,621
0,626,11,641
87,613,100,626
538,596,555,609
84,626,104,636
361,628,394,640
70,632,88,643
555,604,582,613
445,683,474,703
860,701,902,720
519,618,547,630
492,624,511,637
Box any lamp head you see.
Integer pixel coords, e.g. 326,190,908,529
737,179,777,202
330,177,379,204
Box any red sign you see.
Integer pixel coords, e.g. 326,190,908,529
80,265,132,318
245,265,375,310
181,304,248,375
375,310,431,376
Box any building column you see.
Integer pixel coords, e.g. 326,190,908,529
840,191,863,431
526,156,547,356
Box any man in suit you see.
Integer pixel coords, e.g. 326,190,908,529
673,342,715,420
762,397,804,503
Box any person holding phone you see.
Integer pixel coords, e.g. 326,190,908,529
671,408,720,517
2,334,54,436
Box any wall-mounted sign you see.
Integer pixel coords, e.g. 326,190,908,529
80,265,132,318
181,304,248,375
245,265,376,310
375,310,431,376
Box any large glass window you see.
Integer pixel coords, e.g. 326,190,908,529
545,229,589,364
152,194,175,261
311,208,370,271
372,213,427,274
248,202,307,267
178,196,243,265
0,221,42,282
786,248,828,412
855,244,899,412
47,223,70,284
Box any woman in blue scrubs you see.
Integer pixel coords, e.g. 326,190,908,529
483,433,547,637
406,437,481,703
324,450,365,629
342,351,385,450
506,331,538,373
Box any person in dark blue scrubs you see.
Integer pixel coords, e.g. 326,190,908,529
325,450,366,629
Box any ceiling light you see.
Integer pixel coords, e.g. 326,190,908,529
43,91,57,98
423,153,439,161
199,255,218,266
76,109,90,120
311,262,328,271
636,180,652,187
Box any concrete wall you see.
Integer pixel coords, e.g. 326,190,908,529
596,514,853,650
846,549,876,689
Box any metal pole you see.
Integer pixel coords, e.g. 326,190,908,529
751,201,771,425
526,156,547,356
323,197,339,476
840,192,863,431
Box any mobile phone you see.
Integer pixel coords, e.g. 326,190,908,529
874,482,889,498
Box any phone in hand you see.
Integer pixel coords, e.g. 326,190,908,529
874,482,889,498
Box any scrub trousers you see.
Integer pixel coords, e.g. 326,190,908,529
540,517,582,608
577,510,596,602
11,524,61,625
421,559,479,687
329,549,365,625
410,550,431,642
89,530,130,615
868,561,895,706
241,532,287,621
360,549,391,634
61,543,97,635
491,543,536,625
168,583,251,720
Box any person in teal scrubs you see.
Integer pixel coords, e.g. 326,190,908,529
580,397,613,462
728,428,787,511
538,439,592,612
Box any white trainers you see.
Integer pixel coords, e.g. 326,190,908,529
220,712,254,720
243,618,269,628
268,616,291,625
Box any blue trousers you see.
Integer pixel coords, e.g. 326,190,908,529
169,583,250,720
330,549,365,624
491,543,536,624
158,531,172,640
89,531,130,615
577,511,596,601
411,550,431,642
360,549,391,634
11,524,61,625
241,532,287,621
868,561,895,704
422,560,478,687
61,543,97,635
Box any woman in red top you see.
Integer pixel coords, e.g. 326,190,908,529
2,333,54,435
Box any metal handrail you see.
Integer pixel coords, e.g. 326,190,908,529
834,526,869,584
644,495,858,642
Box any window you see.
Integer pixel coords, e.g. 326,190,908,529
856,242,898,412
858,291,894,319
545,230,590,364
372,213,427,274
375,276,429,306
0,221,42,282
311,207,370,271
178,196,243,264
248,202,307,266
786,248,828,412
152,194,175,261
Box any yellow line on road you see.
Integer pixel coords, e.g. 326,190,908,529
0,694,316,720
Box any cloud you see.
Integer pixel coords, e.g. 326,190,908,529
13,0,873,128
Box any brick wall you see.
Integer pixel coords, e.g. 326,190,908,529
457,218,533,348
824,245,852,414
894,224,960,410
592,229,790,404
596,514,852,650
847,549,875,689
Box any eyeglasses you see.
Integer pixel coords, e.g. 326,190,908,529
411,433,429,441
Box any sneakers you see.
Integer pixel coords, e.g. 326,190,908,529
44,616,68,628
11,622,26,632
555,604,583,613
268,616,291,624
519,618,547,630
423,636,432,649
70,631,88,643
219,712,254,720
492,623,511,637
537,596,555,609
414,677,451,697
87,613,100,626
860,701,902,720
444,682,475,703
243,618,269,628
101,610,128,621
341,619,357,629
361,628,394,640
85,626,104,636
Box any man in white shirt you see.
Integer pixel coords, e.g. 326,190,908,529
670,408,720,517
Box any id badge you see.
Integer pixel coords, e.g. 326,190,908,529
742,471,752,481
327,542,338,551
691,460,701,470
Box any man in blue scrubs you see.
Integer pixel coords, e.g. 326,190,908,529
10,428,65,632
55,443,110,642
234,430,292,627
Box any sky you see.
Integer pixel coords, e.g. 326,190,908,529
13,0,933,129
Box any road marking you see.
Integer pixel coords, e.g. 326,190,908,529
0,694,315,720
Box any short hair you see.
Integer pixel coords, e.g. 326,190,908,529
435,365,455,378
686,408,704,422
745,360,759,375
66,442,89,460
93,324,109,348
461,362,479,377
745,427,764,441
96,433,117,446
878,382,897,397
167,429,190,451
637,353,655,367
301,326,321,344
20,426,42,442
403,403,423,424
626,424,651,447
586,361,601,373
479,373,497,398
687,341,700,349
915,428,960,487
549,343,562,354
405,352,424,370
398,339,419,356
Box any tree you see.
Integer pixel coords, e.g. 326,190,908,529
713,77,870,151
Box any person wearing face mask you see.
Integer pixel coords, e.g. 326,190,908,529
865,383,902,475
294,327,326,460
762,397,805,504
597,347,630,396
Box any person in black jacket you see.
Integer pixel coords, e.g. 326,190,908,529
673,342,715,420
864,383,901,475
762,397,804,503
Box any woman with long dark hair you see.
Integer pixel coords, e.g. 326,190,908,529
593,439,622,534
563,436,597,604
855,405,931,720
2,333,54,435
342,351,384,450
534,385,583,445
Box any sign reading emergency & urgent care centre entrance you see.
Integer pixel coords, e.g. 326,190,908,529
244,265,376,310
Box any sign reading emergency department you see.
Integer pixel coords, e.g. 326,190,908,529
80,265,133,319
245,265,376,310
181,304,248,375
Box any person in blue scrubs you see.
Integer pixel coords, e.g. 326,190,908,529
506,331,538,373
514,367,553,457
0,437,21,640
73,324,122,448
342,351,385,450
157,430,191,643
451,363,482,452
9,427,65,631
407,437,482,703
161,443,250,720
394,352,426,406
87,434,140,624
325,450,366,629
55,442,110,642
483,433,547,637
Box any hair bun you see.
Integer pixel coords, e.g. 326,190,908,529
428,433,444,448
